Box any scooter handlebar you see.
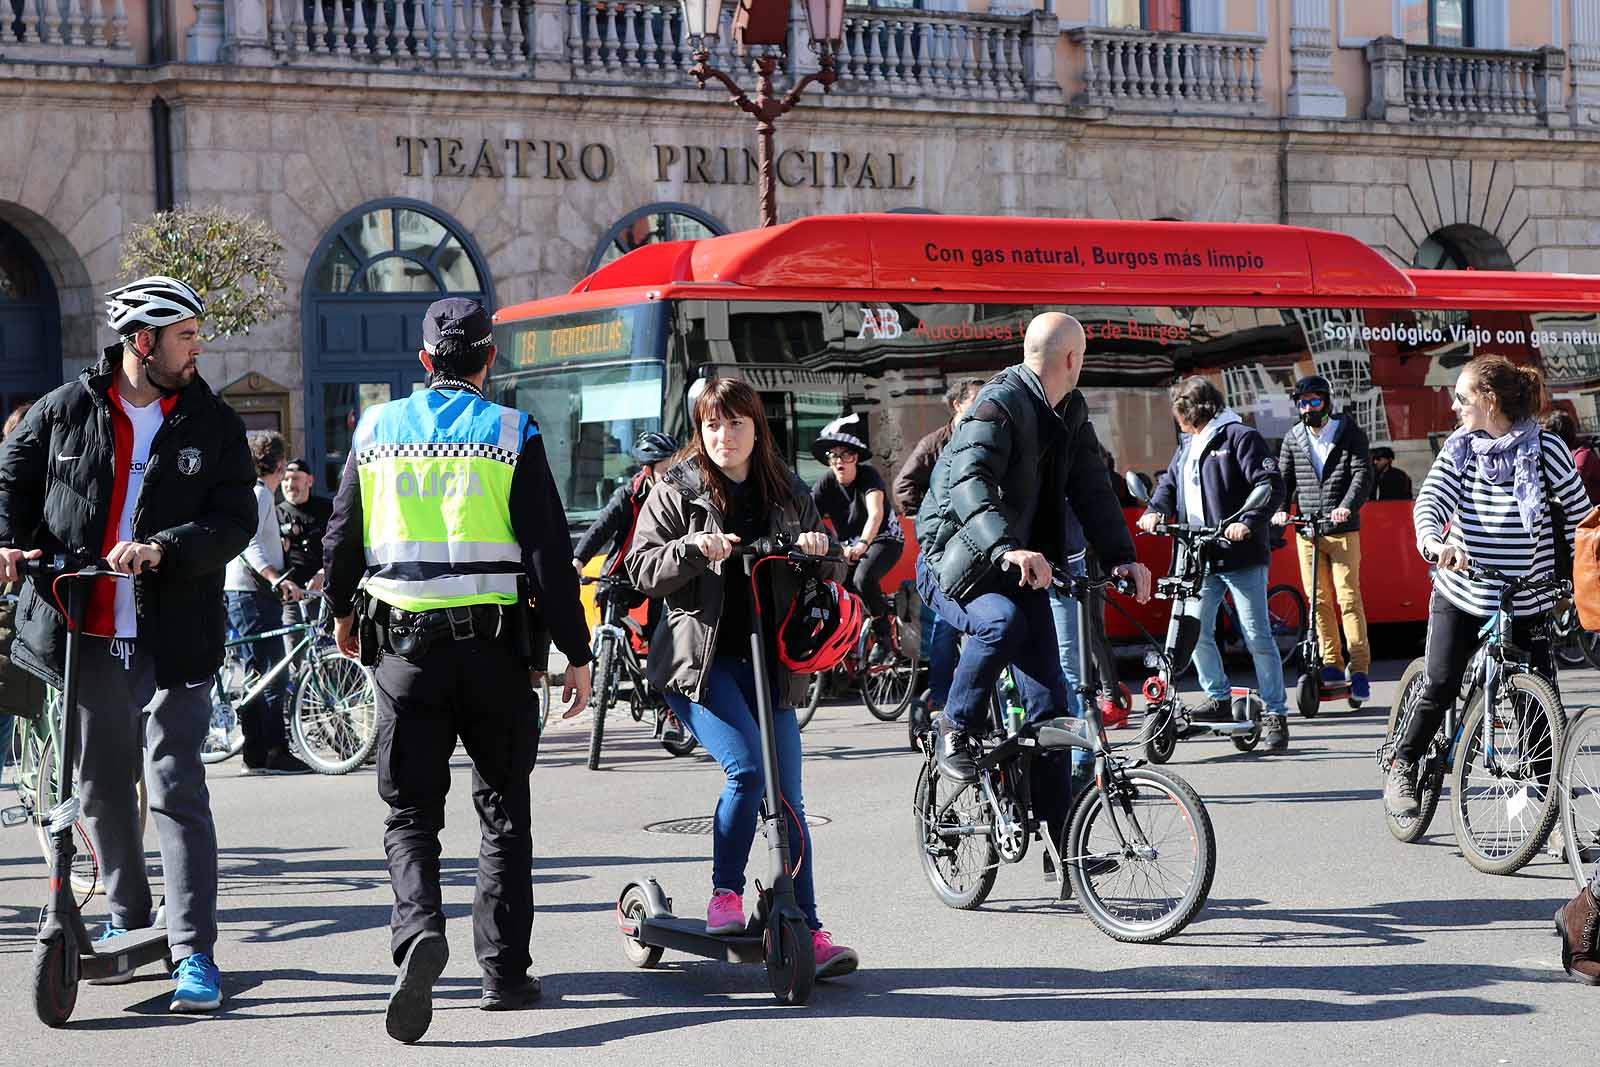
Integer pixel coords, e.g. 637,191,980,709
727,536,844,564
14,552,140,579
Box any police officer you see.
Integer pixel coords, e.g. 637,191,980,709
322,297,592,1045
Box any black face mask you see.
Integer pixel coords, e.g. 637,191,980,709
1300,401,1330,428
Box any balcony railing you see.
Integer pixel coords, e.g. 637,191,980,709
1365,37,1568,127
1065,26,1267,117
267,0,535,70
2,0,134,61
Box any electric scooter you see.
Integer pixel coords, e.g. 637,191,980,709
22,554,171,1027
1279,513,1362,718
616,536,825,1006
1126,474,1274,763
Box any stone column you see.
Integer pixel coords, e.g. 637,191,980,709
186,0,227,61
1286,0,1345,118
1573,0,1600,128
531,0,572,78
221,0,275,64
1363,35,1409,123
1023,9,1062,104
1537,46,1570,128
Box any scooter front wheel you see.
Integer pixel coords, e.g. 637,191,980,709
764,915,815,1006
1146,708,1178,764
1296,673,1321,719
32,931,79,1027
617,885,664,969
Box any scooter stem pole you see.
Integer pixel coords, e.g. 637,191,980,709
57,576,87,813
745,557,792,892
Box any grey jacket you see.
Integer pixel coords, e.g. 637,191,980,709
1278,417,1372,535
625,459,845,707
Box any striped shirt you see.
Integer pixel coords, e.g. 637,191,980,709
1413,430,1590,617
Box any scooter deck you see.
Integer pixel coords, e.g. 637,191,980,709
81,926,169,980
638,915,765,965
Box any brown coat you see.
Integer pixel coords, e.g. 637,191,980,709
892,422,954,517
626,459,844,707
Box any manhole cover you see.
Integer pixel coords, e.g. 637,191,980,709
644,814,831,835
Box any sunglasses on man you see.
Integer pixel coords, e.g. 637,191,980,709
1296,395,1327,410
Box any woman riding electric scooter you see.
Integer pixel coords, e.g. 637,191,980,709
625,378,861,982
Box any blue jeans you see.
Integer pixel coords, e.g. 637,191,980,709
1046,556,1090,717
664,657,819,930
1192,565,1288,717
926,612,960,709
224,589,289,763
917,558,1079,838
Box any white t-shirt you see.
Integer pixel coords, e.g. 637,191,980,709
114,395,165,638
1307,417,1341,480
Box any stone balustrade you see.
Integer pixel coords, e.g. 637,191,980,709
1365,36,1568,127
830,11,1034,101
1,0,134,60
1065,26,1266,116
266,0,535,71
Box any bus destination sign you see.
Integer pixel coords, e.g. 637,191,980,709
506,307,638,368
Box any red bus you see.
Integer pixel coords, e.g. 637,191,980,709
491,213,1600,641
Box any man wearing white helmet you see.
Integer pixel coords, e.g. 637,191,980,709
0,275,256,1012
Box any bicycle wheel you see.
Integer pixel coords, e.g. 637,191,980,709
863,619,918,722
587,637,617,771
797,671,826,732
291,648,378,775
1383,657,1442,843
1066,764,1216,943
537,673,552,731
1451,671,1565,875
29,727,147,905
912,759,997,910
201,655,248,765
1266,584,1308,668
1559,710,1600,890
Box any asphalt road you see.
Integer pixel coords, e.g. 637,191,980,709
0,659,1594,1065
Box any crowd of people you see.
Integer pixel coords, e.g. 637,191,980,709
3,275,1600,1039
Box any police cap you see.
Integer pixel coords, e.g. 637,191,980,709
422,297,493,355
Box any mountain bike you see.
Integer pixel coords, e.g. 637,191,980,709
204,594,378,775
580,575,696,770
1378,565,1567,875
1214,582,1307,670
1557,705,1600,889
913,569,1215,943
799,603,920,730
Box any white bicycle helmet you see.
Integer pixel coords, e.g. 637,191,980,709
105,275,205,336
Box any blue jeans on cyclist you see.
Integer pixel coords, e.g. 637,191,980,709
1046,554,1090,718
1191,564,1288,718
926,612,959,708
224,588,291,768
663,656,819,929
917,557,1080,837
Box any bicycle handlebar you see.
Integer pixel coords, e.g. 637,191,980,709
727,536,844,564
1050,567,1137,599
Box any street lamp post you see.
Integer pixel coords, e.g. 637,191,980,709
681,0,845,228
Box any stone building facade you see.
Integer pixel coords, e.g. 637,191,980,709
5,0,1600,480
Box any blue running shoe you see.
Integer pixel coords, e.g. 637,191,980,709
1350,672,1371,703
1319,666,1346,689
170,953,222,1012
88,925,134,985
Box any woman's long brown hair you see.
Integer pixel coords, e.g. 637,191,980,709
679,378,794,517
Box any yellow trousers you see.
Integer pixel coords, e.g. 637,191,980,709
1294,529,1371,675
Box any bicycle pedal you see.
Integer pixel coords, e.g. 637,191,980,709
0,805,30,828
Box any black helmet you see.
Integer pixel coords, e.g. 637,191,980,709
632,431,679,464
1290,375,1333,400
811,412,872,463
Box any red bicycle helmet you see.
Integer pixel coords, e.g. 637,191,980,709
777,576,864,673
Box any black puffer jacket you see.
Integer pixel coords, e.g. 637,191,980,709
0,350,256,688
1278,417,1372,535
916,365,1135,601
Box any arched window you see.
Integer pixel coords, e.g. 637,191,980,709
310,203,485,294
588,203,728,273
1412,224,1514,271
0,218,61,416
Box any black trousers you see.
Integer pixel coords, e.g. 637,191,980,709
374,630,540,988
1396,594,1554,763
849,539,905,618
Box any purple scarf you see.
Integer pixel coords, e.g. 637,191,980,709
1441,418,1544,535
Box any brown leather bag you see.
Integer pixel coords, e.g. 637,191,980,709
1574,505,1600,631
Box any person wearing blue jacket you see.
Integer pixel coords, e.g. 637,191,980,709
1138,376,1289,750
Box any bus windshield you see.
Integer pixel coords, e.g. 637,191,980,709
491,302,668,522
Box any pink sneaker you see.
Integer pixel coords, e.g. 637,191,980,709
706,890,745,935
812,930,859,980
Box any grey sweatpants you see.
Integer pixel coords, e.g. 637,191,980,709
74,636,217,961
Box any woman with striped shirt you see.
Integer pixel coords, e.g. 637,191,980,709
1384,354,1589,818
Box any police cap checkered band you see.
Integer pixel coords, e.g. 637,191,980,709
422,297,493,355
